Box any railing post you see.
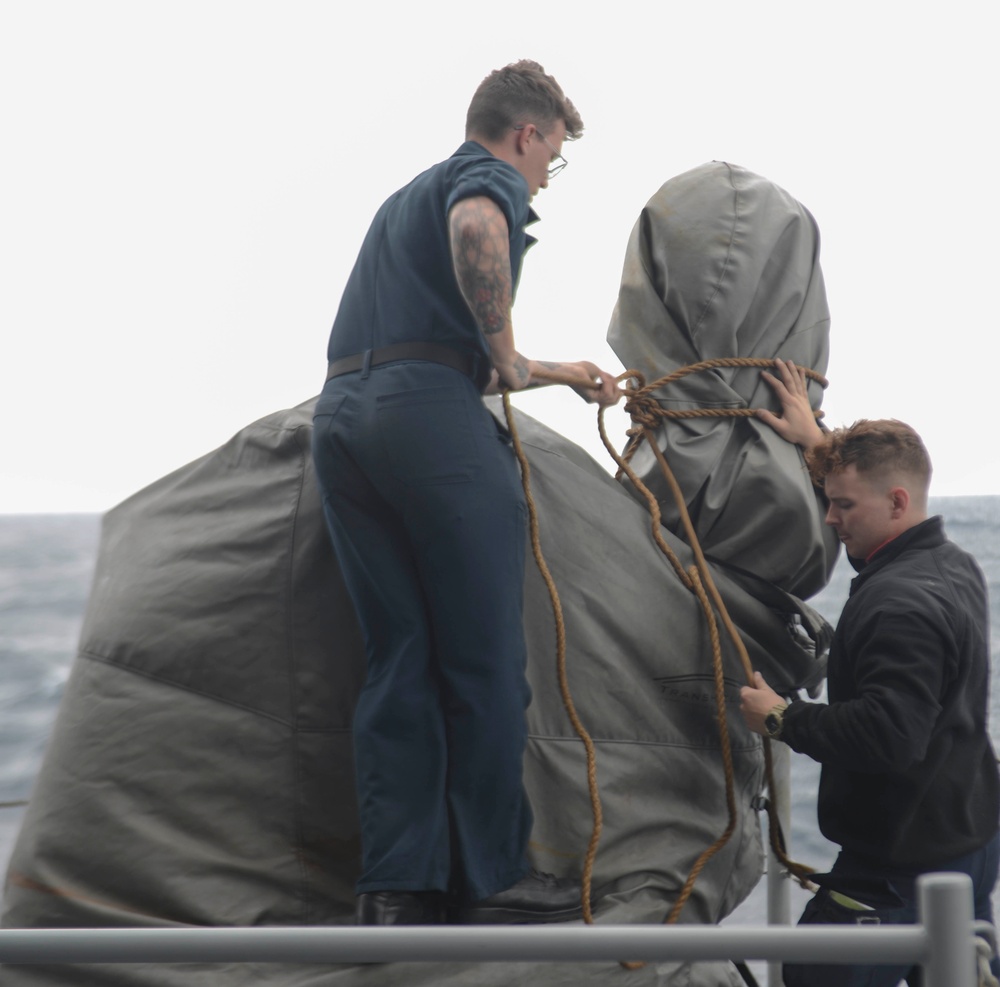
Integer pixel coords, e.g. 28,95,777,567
919,871,976,987
766,741,792,987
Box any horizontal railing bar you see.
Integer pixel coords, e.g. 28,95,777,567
0,924,930,965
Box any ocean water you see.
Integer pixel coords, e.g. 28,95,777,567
2,499,999,936
0,514,102,874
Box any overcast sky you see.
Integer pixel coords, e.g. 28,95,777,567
2,0,996,513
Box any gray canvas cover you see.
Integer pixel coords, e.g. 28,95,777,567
608,160,839,599
2,162,835,986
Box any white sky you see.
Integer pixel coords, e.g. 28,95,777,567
2,0,997,513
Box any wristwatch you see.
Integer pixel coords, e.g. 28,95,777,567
764,702,789,739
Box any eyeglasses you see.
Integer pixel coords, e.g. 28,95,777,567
513,124,568,178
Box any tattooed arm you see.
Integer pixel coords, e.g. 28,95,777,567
449,196,528,391
449,195,622,406
529,361,621,406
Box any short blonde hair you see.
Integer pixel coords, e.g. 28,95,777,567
807,419,932,494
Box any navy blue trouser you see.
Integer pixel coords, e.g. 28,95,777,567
783,832,1000,986
312,361,533,902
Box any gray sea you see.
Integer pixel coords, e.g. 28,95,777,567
2,499,999,953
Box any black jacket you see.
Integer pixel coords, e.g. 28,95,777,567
783,516,999,865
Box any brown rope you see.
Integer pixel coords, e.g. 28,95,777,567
596,406,806,967
602,362,816,883
617,357,827,474
504,357,816,967
503,390,603,925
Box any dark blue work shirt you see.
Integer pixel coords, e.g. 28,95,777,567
327,141,538,391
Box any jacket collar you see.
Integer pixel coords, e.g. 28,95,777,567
848,515,946,580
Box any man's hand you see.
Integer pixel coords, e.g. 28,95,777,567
739,671,786,736
559,361,622,406
756,358,824,452
524,360,622,406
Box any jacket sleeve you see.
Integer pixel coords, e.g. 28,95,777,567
782,596,951,773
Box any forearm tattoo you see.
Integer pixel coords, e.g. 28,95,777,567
450,199,512,336
526,360,566,388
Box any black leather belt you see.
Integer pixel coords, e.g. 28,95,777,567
326,342,477,381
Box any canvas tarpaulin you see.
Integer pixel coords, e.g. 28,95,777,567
2,161,836,986
608,160,839,600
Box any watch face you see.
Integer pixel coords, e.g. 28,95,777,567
765,713,780,736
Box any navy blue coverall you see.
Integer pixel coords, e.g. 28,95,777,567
312,142,538,902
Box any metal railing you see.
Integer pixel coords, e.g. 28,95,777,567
763,740,793,986
0,873,992,986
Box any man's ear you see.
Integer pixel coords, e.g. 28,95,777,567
889,486,910,518
513,123,536,155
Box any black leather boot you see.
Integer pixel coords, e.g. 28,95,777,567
452,869,584,924
355,891,446,925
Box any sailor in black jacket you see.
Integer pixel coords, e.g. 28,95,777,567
742,369,999,986
785,514,998,869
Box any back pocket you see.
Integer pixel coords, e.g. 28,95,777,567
376,387,481,484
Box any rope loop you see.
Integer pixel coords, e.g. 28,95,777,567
616,358,827,477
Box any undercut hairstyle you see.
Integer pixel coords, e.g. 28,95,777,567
466,59,584,143
807,419,932,495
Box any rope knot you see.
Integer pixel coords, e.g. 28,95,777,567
622,390,663,431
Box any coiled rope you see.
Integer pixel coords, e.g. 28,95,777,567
503,357,822,964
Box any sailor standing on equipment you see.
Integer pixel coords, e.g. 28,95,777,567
742,360,1000,986
312,60,620,927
